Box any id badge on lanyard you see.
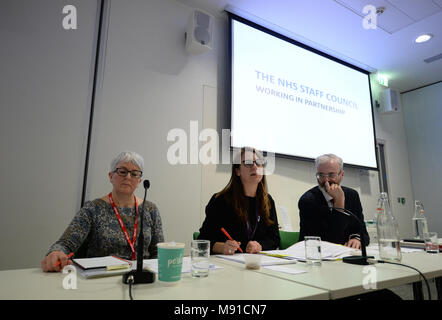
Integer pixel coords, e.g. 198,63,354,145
109,192,138,260
246,209,260,241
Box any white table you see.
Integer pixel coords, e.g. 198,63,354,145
2,253,439,301
221,251,442,300
0,257,328,300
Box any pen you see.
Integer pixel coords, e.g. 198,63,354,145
259,252,289,258
54,252,74,267
259,252,297,260
221,227,243,253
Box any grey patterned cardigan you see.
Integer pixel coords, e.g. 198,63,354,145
47,199,164,260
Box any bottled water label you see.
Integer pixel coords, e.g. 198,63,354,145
412,217,428,240
365,221,378,245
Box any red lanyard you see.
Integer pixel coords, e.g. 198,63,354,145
108,192,138,260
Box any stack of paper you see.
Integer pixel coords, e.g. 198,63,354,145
73,256,132,270
262,240,359,261
73,256,133,279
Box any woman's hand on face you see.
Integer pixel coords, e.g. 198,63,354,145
41,251,72,272
246,241,262,254
223,240,241,255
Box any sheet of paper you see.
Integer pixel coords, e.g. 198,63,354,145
263,265,307,275
401,247,424,253
278,205,293,231
367,245,424,255
216,253,297,266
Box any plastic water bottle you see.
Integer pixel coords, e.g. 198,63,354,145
376,192,402,261
368,198,383,246
412,200,428,240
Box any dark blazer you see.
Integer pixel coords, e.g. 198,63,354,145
298,185,370,246
198,193,280,253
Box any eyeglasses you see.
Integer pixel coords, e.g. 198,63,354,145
316,171,341,180
114,167,143,178
242,159,266,168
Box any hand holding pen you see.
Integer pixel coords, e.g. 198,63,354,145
54,252,74,267
41,251,74,272
221,227,243,254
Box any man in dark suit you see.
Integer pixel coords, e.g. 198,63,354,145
298,154,369,249
298,155,402,300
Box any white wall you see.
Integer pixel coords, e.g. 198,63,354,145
0,0,99,270
85,0,213,252
1,0,419,269
402,82,442,235
370,79,415,237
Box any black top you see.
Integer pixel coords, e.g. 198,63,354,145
298,186,370,246
198,193,280,253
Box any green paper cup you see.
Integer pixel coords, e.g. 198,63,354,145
157,242,185,283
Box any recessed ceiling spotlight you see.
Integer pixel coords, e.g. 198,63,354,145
415,34,433,43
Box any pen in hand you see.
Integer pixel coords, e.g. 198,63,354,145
221,227,243,253
54,252,74,267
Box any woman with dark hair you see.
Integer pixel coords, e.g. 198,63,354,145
198,147,280,255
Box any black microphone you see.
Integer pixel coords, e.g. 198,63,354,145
123,179,155,284
329,206,374,265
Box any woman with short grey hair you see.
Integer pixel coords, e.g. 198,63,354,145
41,151,164,272
110,151,144,173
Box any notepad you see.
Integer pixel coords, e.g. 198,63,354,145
73,256,131,270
